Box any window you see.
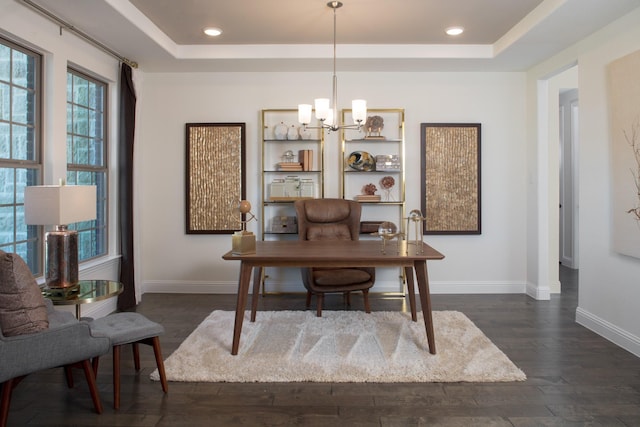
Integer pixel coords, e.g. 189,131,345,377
66,68,107,261
0,37,42,273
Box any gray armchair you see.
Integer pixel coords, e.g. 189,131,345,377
0,251,111,427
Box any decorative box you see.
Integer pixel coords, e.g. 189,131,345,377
271,216,297,233
360,221,383,233
300,179,315,198
284,176,301,197
270,179,286,198
232,231,256,254
375,154,401,171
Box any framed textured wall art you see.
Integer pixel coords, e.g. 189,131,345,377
608,49,640,258
185,123,246,234
420,123,481,234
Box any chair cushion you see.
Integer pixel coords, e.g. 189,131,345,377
313,268,372,286
307,224,352,240
89,312,164,346
303,199,351,223
0,250,49,336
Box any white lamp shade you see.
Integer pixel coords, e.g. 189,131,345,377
298,104,312,124
324,108,334,127
314,98,330,121
352,99,367,124
24,185,97,225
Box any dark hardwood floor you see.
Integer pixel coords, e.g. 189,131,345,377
6,266,640,426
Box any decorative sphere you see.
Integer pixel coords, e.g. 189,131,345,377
238,200,252,214
378,221,397,235
409,209,423,221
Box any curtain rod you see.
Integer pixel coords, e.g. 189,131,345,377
19,0,138,69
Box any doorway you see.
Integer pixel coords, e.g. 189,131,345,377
559,89,579,270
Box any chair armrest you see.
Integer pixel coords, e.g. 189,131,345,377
0,321,111,382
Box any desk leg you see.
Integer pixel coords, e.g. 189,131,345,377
404,266,417,322
250,267,263,322
232,262,253,355
414,260,436,354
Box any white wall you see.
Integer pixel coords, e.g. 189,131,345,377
527,7,640,356
1,1,121,318
136,71,529,294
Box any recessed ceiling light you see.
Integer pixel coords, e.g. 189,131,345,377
203,27,222,37
445,27,464,36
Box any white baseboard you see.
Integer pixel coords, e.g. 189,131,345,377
430,281,527,295
526,282,551,300
143,280,240,294
576,307,640,358
143,279,528,295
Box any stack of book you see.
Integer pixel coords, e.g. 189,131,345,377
298,150,314,171
354,194,381,202
277,162,303,171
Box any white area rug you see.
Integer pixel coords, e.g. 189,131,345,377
151,310,526,383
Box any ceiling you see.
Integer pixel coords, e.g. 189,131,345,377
20,0,640,72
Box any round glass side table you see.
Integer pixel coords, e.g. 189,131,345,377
43,280,124,319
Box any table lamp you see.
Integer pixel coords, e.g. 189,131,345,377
24,184,97,288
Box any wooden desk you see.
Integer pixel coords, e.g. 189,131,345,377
222,240,444,355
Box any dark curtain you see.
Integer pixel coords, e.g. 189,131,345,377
117,63,137,310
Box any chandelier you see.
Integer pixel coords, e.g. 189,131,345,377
298,1,367,133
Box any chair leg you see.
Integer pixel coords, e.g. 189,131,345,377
113,345,121,410
316,294,323,317
305,290,312,308
363,289,371,313
151,337,168,393
1,379,16,427
132,342,141,371
92,357,100,377
64,366,74,388
80,360,103,414
345,291,352,306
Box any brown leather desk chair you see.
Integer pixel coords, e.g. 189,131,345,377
294,198,375,316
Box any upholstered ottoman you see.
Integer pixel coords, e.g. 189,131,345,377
90,312,168,409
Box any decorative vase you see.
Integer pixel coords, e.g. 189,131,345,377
299,126,312,140
287,125,299,140
274,122,288,140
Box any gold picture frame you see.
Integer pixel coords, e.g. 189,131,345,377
420,123,481,234
185,123,246,234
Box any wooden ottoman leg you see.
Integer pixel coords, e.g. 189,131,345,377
113,345,121,410
132,343,141,371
